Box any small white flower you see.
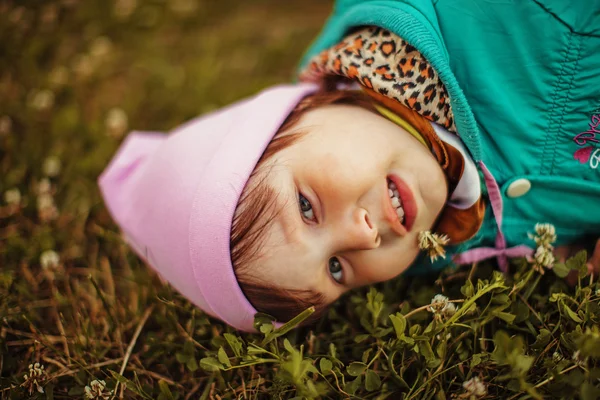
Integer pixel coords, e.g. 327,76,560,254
105,107,128,138
169,0,198,15
113,0,137,19
90,36,113,59
462,376,487,398
528,223,557,275
572,350,588,367
28,89,55,111
37,178,52,195
73,54,94,78
427,294,457,317
85,379,113,399
534,245,555,269
534,223,556,243
4,188,21,206
0,115,12,136
418,231,450,262
48,66,69,88
22,363,45,395
40,250,60,270
42,156,62,177
37,193,54,210
552,351,563,363
37,193,58,222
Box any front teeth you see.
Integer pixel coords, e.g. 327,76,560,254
387,180,405,224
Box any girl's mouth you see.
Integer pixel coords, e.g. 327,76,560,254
386,175,417,232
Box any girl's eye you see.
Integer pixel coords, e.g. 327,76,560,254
328,257,344,283
298,193,315,221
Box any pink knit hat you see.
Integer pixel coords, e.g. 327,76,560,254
98,83,319,332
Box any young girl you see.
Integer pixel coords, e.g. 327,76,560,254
99,0,600,332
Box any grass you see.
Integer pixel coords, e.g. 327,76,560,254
1,1,600,399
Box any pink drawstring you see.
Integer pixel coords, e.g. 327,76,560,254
453,161,533,272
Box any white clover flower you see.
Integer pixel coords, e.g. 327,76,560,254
534,245,555,270
37,178,52,195
40,250,60,270
0,115,12,136
4,188,21,206
85,379,113,399
418,231,450,262
42,156,62,177
73,54,94,78
48,66,69,88
534,223,557,244
169,0,198,15
528,223,557,275
90,36,113,59
105,107,128,138
462,376,487,398
552,351,563,363
113,0,137,19
596,288,600,297
22,363,45,394
37,193,58,222
572,350,588,367
427,294,457,317
28,89,55,111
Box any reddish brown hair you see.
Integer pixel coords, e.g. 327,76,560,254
230,88,377,325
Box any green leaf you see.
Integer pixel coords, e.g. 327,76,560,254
158,381,175,400
553,262,570,278
109,371,152,399
247,343,270,356
183,339,194,355
418,340,435,361
470,353,488,368
224,333,244,357
344,375,362,395
261,306,315,346
175,352,188,363
365,370,381,391
494,311,516,324
354,333,370,343
575,327,600,358
319,358,332,375
217,347,231,368
566,250,588,270
283,339,295,355
389,313,407,339
461,279,475,298
581,382,600,400
562,303,583,323
347,362,368,376
532,329,552,350
186,357,198,372
199,357,223,372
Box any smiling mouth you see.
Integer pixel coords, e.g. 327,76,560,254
387,180,405,225
386,175,417,232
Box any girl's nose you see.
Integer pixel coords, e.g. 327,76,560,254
336,207,380,251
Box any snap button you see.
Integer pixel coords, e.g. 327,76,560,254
506,178,531,198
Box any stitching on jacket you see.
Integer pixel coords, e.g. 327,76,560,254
541,32,580,175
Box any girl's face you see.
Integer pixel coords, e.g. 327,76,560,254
246,104,448,304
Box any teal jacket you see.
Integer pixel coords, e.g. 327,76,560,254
300,0,600,273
